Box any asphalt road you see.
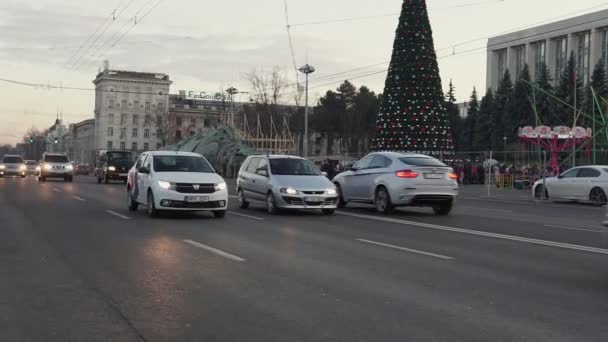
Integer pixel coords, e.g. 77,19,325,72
2,175,608,341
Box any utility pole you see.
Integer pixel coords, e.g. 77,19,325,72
298,64,315,158
572,69,577,168
226,87,248,129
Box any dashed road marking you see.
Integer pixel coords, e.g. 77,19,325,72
357,238,454,260
183,239,246,262
52,188,61,193
72,196,86,202
106,210,130,220
228,211,264,221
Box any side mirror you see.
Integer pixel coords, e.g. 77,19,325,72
349,166,358,172
138,166,149,174
321,171,328,177
257,169,268,177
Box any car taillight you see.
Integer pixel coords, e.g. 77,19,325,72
396,170,419,178
449,172,458,180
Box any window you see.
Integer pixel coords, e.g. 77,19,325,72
560,168,579,178
109,99,115,109
156,143,162,150
269,158,320,176
131,142,137,151
135,154,147,169
399,156,447,167
133,115,139,125
152,156,214,173
354,155,374,170
533,41,546,81
121,114,127,125
577,32,591,85
120,141,126,150
246,158,260,173
203,119,210,127
369,155,392,169
144,129,150,138
133,101,140,110
175,130,182,140
145,102,151,111
144,115,151,125
120,128,126,139
107,141,113,149
107,127,114,137
156,115,162,126
121,100,127,108
176,117,183,126
190,117,195,126
555,37,568,79
43,155,68,163
577,168,600,178
122,86,129,98
108,113,114,123
143,143,149,151
157,101,165,111
257,158,268,175
156,129,161,137
496,49,507,84
513,45,526,79
134,87,141,97
2,156,23,163
132,128,138,138
146,87,152,98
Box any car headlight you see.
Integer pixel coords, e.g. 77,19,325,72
158,181,176,190
108,166,116,171
66,165,74,171
326,188,337,196
43,164,52,170
0,165,5,170
19,165,26,171
280,187,298,195
214,182,227,191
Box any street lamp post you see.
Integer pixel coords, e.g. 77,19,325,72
503,136,507,164
226,87,238,127
298,64,315,158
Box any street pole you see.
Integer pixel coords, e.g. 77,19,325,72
298,64,315,158
503,136,507,165
573,70,577,168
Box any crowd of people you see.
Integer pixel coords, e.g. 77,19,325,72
450,161,562,186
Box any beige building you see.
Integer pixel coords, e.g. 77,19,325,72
486,9,608,90
167,94,232,144
93,68,172,153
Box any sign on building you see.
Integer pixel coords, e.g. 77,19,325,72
179,90,226,101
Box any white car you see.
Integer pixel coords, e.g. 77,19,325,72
39,153,74,182
532,166,608,205
0,155,26,178
127,151,228,218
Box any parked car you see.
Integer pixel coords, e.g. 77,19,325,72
332,152,459,215
39,153,73,182
532,166,608,205
0,155,26,178
127,151,228,218
237,155,338,215
96,150,133,183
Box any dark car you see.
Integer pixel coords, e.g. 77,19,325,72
75,165,90,175
96,150,133,184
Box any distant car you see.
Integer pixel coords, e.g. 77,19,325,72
332,152,459,215
127,151,228,218
237,155,338,215
75,165,90,175
96,150,133,184
0,155,26,178
533,166,608,205
25,160,38,175
39,153,73,182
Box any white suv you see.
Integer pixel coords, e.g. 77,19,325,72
0,155,26,178
127,151,228,218
39,153,74,182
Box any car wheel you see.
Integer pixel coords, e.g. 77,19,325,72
534,185,549,200
127,188,139,211
238,188,249,209
433,203,453,216
266,192,278,215
589,187,607,206
374,186,393,214
147,191,159,218
335,183,347,208
322,209,335,215
213,210,226,218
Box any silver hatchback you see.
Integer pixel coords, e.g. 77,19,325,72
332,152,459,215
236,155,338,215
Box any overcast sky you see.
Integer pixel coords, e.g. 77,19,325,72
1,0,607,144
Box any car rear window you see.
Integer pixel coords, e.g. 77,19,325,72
45,155,69,163
399,157,446,167
2,156,23,163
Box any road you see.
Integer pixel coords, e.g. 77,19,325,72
2,175,608,341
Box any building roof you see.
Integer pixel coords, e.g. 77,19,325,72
93,69,172,84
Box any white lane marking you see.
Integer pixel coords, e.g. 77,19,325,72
228,211,264,220
460,196,600,210
457,206,512,213
544,224,603,233
72,196,86,202
357,238,454,260
106,210,130,220
228,195,238,199
337,211,608,256
183,239,246,262
52,188,61,193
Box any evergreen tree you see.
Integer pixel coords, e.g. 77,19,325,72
464,87,479,151
556,51,583,124
534,62,557,125
473,89,494,151
372,0,454,156
445,80,463,151
509,64,532,139
585,60,608,143
493,70,513,148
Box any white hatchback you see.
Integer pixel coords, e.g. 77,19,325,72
127,151,228,218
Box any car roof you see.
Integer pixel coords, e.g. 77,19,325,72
2,154,22,158
249,154,306,160
371,152,433,159
44,153,67,156
144,151,203,157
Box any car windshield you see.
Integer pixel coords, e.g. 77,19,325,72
2,156,23,163
45,155,69,163
107,152,132,162
269,158,320,176
399,157,446,167
25,160,37,165
153,156,214,173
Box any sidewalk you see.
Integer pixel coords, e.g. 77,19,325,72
458,184,533,200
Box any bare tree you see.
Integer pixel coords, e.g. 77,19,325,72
244,67,293,135
156,110,177,147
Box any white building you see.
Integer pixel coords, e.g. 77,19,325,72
71,119,95,166
93,68,172,153
486,9,608,90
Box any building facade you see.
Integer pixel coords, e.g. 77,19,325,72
167,95,232,144
71,119,95,166
486,9,608,90
93,69,172,153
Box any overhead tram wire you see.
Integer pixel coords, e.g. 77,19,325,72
68,0,138,70
0,77,168,96
75,0,164,71
284,0,301,90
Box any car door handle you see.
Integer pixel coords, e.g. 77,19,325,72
252,179,256,183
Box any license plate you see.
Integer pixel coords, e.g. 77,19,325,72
305,196,323,203
119,173,128,177
185,196,209,203
424,173,443,179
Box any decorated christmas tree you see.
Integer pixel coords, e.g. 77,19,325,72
371,0,454,157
